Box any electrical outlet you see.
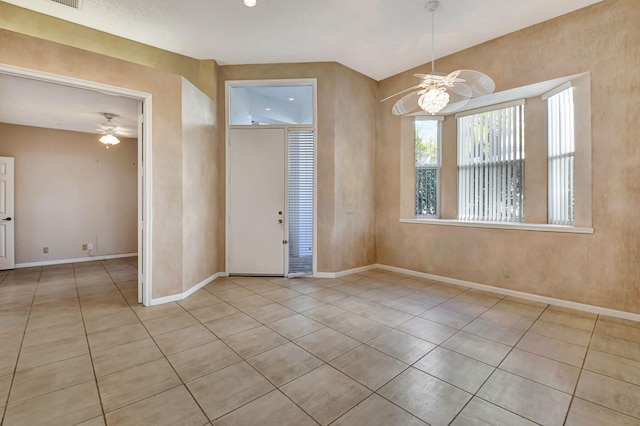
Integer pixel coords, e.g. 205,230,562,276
88,243,93,250
502,268,511,279
82,244,88,250
43,247,49,254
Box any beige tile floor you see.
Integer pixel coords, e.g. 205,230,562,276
1,260,640,425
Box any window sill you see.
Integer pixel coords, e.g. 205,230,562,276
399,218,594,234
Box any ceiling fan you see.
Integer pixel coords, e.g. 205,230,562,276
97,112,132,148
382,0,496,115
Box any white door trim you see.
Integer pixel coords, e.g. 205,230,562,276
0,63,153,306
224,78,318,277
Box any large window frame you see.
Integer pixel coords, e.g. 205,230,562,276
399,73,593,234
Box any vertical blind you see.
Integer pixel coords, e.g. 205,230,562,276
547,88,575,225
288,129,314,275
457,102,525,222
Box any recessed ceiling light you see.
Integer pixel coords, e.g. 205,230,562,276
265,107,271,111
243,0,257,7
288,97,295,101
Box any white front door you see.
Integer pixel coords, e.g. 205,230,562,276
0,157,15,270
229,128,286,275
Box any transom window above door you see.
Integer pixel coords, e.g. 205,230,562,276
229,85,313,125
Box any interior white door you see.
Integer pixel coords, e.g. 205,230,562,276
0,157,15,270
229,128,286,275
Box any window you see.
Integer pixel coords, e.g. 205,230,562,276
229,85,313,125
546,87,575,225
415,119,440,217
400,74,592,232
457,101,525,222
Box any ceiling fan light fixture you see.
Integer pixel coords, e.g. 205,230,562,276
243,0,257,7
98,112,121,148
418,87,449,115
99,130,120,146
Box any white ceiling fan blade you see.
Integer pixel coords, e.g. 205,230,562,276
448,82,473,98
381,84,423,103
454,70,496,97
437,98,471,114
436,85,473,114
391,91,420,115
116,128,135,135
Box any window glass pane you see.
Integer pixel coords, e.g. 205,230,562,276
457,103,525,222
230,85,313,125
416,167,438,216
415,119,439,216
415,119,439,166
547,88,575,225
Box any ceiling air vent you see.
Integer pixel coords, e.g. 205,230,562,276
49,0,82,9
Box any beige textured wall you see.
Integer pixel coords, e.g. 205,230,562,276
0,124,137,264
333,64,377,270
218,63,377,273
0,2,216,98
181,78,220,291
0,29,187,299
377,0,640,313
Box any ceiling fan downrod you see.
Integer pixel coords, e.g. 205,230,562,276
427,0,440,74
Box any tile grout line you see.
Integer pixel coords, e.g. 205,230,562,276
197,278,325,423
445,299,550,425
1,266,43,425
76,259,161,420
73,261,108,424
179,273,637,423
561,310,599,425
162,276,374,424
559,313,640,423
6,266,639,424
194,280,324,423
118,274,213,422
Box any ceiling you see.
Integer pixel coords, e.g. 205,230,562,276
3,0,602,81
0,73,139,136
0,0,601,135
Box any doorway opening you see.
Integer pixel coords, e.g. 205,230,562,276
226,79,317,278
0,63,153,305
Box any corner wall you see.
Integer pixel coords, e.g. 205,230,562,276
181,78,221,291
376,0,640,313
333,64,378,271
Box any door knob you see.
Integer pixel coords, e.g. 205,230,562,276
2,217,11,221
278,219,283,224
278,211,283,215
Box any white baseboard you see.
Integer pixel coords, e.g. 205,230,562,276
314,262,640,322
374,263,640,323
314,264,378,279
149,272,226,306
15,253,138,269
